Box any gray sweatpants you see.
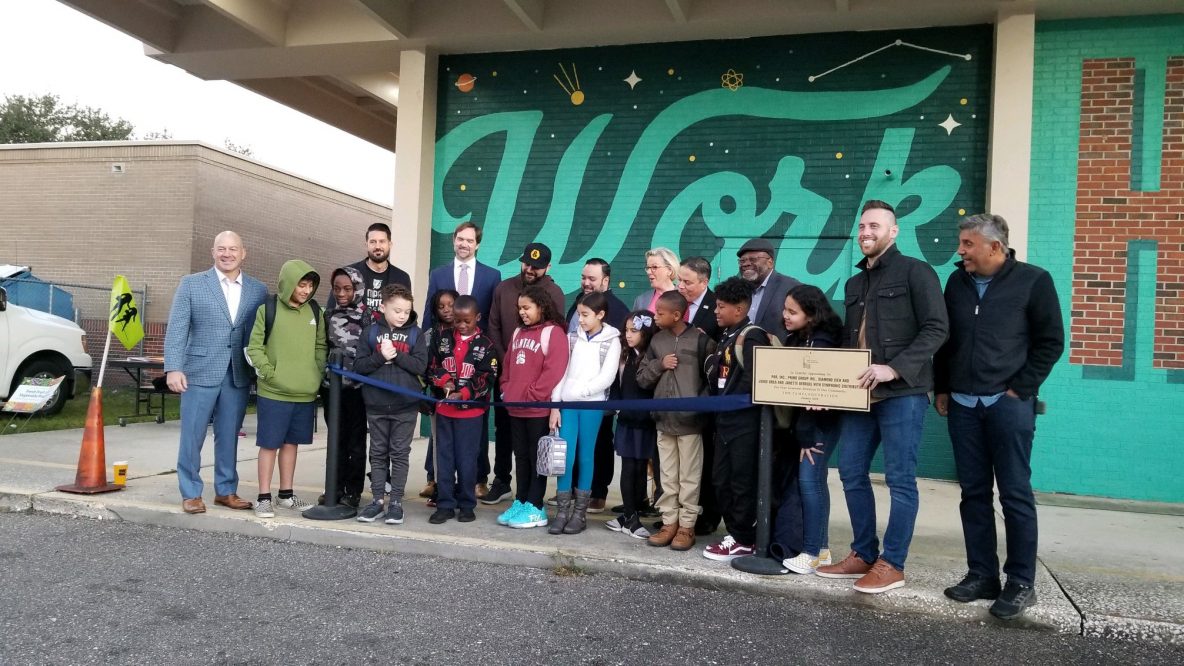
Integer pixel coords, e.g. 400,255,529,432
366,411,417,501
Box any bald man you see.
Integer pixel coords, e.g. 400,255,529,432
165,231,269,514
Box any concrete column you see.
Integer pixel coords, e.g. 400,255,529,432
986,9,1036,259
390,49,438,303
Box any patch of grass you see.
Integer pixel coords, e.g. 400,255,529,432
2,386,180,435
551,554,587,578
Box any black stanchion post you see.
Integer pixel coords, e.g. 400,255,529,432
303,350,357,520
731,405,789,575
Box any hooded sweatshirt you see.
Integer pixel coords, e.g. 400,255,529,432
500,321,568,418
246,259,327,403
353,309,429,414
325,266,367,389
637,323,715,435
552,324,621,402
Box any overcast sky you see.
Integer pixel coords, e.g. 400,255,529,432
0,0,395,206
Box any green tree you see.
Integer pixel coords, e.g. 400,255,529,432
0,93,134,143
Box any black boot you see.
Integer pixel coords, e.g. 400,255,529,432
563,489,591,534
548,492,573,535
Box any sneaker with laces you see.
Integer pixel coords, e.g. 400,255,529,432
627,523,652,540
784,551,824,575
702,535,754,561
944,574,1002,603
276,495,314,512
815,551,874,579
853,558,906,594
818,548,833,566
254,499,274,519
356,499,384,523
508,503,548,529
479,479,512,504
384,500,404,525
497,500,526,526
989,581,1037,620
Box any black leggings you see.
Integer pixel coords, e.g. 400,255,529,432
619,456,648,517
510,416,550,508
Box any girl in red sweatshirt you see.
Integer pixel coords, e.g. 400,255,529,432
497,283,569,529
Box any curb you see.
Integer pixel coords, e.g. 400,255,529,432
5,487,1118,641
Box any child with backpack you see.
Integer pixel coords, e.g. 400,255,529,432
352,284,428,525
547,291,622,535
246,260,327,519
605,310,658,539
778,284,843,574
497,283,569,529
703,277,772,562
637,291,715,552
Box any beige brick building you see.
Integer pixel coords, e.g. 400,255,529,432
0,140,393,360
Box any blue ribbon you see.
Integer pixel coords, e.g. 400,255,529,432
329,365,752,413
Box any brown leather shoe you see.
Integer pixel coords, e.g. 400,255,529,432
587,498,606,514
815,551,873,579
670,526,696,551
214,494,252,510
647,522,679,547
854,558,906,594
420,481,437,498
475,483,489,499
181,497,206,514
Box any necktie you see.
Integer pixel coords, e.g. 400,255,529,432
458,263,470,295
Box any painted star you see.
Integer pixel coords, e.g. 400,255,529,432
939,114,962,135
624,70,642,90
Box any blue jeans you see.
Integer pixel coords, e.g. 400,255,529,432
557,408,604,493
798,439,833,557
837,394,928,570
947,395,1038,586
435,414,484,511
177,369,248,499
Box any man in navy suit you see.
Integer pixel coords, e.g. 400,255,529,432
165,231,268,514
423,221,499,330
423,221,502,494
737,238,801,342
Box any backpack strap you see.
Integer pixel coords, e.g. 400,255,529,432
264,294,321,346
733,324,762,370
598,339,613,366
541,324,553,355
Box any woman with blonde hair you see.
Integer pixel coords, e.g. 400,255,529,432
632,247,679,312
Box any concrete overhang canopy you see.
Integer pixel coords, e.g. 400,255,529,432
57,0,1184,152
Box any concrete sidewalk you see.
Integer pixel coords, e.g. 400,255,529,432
1,418,1181,644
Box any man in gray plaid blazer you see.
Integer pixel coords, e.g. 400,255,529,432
165,231,268,514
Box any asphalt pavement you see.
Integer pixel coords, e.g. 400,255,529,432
3,512,1182,666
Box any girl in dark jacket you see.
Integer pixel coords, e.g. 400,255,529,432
606,310,658,540
779,284,843,575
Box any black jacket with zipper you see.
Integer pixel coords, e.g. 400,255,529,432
843,244,949,398
934,254,1064,401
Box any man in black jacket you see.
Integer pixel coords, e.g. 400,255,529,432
934,213,1064,620
816,200,949,594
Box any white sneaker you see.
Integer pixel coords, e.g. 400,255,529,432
254,499,274,518
818,548,832,566
783,551,822,575
276,495,314,512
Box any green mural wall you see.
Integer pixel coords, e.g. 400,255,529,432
433,25,994,480
1029,15,1184,502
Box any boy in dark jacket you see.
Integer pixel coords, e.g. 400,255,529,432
353,284,429,525
703,277,770,562
427,295,499,524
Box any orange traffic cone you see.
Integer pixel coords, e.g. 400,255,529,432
56,387,121,494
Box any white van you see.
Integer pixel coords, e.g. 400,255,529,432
0,286,93,415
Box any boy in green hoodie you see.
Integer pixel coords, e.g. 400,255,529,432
246,260,328,518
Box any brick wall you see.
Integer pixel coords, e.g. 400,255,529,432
1071,57,1184,369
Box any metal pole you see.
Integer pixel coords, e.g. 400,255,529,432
731,405,789,575
303,349,356,520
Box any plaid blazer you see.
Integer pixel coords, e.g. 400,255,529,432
164,267,268,387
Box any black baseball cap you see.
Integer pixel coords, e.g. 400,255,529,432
520,242,552,268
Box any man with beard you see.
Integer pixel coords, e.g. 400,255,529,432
736,238,800,342
815,199,948,594
349,222,411,322
480,242,566,504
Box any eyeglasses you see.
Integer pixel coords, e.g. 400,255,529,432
644,265,664,272
738,253,771,266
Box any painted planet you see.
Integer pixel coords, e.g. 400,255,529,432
456,73,476,93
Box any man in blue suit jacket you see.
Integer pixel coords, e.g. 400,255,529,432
737,238,802,342
422,221,502,494
423,221,500,330
165,231,268,514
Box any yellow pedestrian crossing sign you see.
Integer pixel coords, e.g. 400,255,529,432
109,275,144,350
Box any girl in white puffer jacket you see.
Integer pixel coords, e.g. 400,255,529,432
547,291,621,535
